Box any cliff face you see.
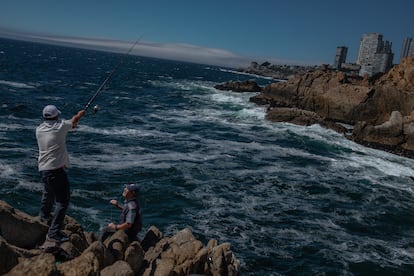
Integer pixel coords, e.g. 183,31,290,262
249,55,414,157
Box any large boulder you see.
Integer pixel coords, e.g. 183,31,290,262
5,253,57,276
100,260,134,276
352,111,414,154
0,238,19,275
124,241,145,274
57,241,106,275
0,201,48,249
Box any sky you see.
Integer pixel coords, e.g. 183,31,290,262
0,0,413,67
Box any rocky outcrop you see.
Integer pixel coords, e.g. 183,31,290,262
236,61,319,80
214,79,262,92
0,200,240,275
265,107,348,134
248,54,414,157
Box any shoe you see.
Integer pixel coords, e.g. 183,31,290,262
39,217,52,226
57,231,70,242
46,231,69,243
46,235,61,243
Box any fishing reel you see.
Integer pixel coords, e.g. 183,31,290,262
93,105,100,114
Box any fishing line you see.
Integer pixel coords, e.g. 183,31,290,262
84,37,142,112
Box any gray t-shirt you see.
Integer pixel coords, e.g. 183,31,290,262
36,119,73,171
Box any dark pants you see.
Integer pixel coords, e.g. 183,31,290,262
39,168,70,238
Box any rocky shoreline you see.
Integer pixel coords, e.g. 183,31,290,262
0,200,240,275
217,55,414,159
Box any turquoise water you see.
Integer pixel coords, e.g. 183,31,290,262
2,38,414,275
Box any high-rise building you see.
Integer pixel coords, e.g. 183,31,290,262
400,37,414,62
333,46,348,69
356,33,394,76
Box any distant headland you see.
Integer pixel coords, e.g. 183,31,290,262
235,61,318,80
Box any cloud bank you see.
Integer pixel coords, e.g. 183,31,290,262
0,28,263,68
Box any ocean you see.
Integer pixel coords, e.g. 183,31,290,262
2,37,414,275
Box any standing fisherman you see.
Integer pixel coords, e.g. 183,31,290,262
36,105,86,243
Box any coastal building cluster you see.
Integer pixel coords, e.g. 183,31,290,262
334,33,414,77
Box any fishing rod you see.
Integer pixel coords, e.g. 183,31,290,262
84,37,142,112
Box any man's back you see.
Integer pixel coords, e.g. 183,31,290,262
36,119,72,171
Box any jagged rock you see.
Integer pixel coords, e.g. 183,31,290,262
215,80,263,92
57,241,106,275
377,54,414,91
124,241,144,274
141,228,240,276
0,201,48,249
266,107,325,126
1,200,241,276
60,232,86,258
146,258,175,276
251,71,372,125
266,107,347,133
353,111,404,146
164,228,203,264
100,260,134,276
208,242,240,276
0,238,19,275
84,231,98,246
5,253,57,276
104,230,129,261
141,225,164,251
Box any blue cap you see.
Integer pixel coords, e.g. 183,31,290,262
125,183,139,193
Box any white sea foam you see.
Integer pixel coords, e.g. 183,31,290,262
148,79,214,92
15,180,43,192
78,125,172,138
0,162,15,179
235,107,266,120
37,96,64,101
71,189,109,200
70,204,101,224
218,68,276,80
0,80,36,89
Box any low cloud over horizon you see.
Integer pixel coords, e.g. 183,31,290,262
0,28,307,68
0,28,254,68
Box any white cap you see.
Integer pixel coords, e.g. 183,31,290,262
42,105,61,119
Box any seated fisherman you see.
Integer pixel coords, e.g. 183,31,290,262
101,184,142,241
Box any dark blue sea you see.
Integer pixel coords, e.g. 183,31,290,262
2,38,414,275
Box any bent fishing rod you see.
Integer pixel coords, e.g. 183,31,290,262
84,37,142,112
